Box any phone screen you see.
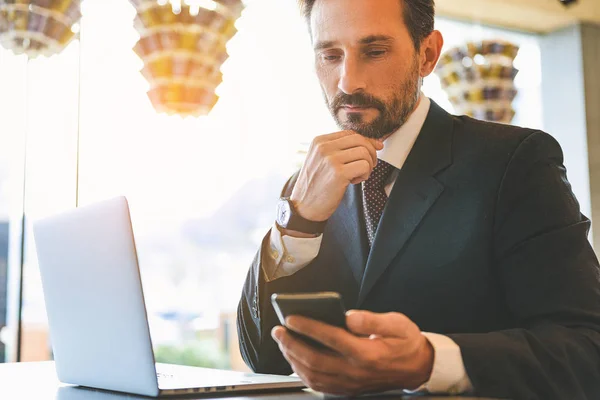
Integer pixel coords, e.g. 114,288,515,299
271,292,347,350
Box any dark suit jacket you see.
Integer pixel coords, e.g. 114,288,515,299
237,100,600,399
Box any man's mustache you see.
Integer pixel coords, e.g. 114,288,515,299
331,93,385,112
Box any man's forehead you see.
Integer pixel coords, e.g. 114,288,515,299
309,0,404,45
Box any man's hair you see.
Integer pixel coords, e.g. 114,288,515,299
297,0,435,50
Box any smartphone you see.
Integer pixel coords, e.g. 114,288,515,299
271,292,347,350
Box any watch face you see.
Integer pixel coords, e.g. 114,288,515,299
277,199,292,227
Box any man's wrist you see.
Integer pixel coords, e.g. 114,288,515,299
289,197,328,223
276,197,327,235
410,337,435,389
275,221,319,239
415,333,474,394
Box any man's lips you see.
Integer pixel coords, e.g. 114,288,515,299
341,105,372,111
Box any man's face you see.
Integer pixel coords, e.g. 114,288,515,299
311,0,422,139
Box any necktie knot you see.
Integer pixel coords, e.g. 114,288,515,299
364,159,394,190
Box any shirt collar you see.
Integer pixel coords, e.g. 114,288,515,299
377,94,431,170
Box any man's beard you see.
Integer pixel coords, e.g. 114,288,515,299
326,58,421,139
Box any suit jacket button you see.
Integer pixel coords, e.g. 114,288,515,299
252,296,258,318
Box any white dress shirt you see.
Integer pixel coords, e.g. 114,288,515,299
262,95,473,394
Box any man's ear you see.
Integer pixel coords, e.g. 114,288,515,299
420,30,444,78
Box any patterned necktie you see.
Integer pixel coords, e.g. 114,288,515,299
362,159,395,247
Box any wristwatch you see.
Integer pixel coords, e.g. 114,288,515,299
276,198,327,235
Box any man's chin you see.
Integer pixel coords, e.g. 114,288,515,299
337,118,377,132
338,122,366,133
338,119,401,139
338,124,380,139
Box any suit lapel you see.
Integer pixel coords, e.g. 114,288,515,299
329,183,369,285
357,100,454,306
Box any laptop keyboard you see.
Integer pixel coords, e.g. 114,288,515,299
154,364,304,392
156,372,174,381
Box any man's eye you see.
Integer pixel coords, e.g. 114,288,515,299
321,55,341,62
367,50,386,58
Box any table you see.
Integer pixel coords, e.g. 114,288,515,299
0,362,503,399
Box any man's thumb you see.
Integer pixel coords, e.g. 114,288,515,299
346,310,410,338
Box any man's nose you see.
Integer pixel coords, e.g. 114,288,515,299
337,57,366,94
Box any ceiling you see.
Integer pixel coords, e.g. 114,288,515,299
436,0,600,33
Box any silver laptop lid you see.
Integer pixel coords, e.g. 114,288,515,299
33,196,160,397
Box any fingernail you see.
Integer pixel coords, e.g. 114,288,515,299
285,316,296,329
346,310,362,325
272,327,282,341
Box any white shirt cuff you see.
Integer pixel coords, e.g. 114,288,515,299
261,223,322,282
407,333,473,394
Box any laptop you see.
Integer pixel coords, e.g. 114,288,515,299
32,196,305,397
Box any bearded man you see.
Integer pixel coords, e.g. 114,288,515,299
237,0,600,398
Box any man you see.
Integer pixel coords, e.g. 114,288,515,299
237,0,600,398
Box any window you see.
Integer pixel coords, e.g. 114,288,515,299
0,0,542,368
0,43,79,362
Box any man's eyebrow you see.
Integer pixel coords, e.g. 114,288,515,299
314,40,338,51
359,35,394,45
314,35,394,51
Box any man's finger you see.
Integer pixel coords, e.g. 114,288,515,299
280,332,367,378
314,130,356,145
350,174,370,185
285,352,365,396
271,326,286,342
272,327,344,375
283,343,345,377
342,160,371,184
286,315,364,358
328,133,378,164
368,137,385,151
345,310,411,338
335,146,376,171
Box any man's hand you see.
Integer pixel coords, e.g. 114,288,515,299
290,131,384,223
271,310,434,396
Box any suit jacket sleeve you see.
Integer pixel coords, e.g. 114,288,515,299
237,171,303,375
448,131,600,399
